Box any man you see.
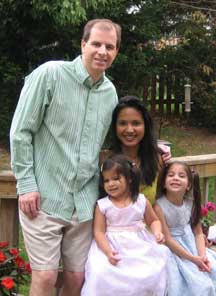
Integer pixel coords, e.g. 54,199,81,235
10,19,121,296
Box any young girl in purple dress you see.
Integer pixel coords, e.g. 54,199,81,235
154,161,216,296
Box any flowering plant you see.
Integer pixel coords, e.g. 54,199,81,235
201,201,216,228
0,242,31,296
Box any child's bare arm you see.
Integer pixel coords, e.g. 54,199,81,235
193,222,211,271
193,222,206,257
154,204,210,272
94,205,120,265
144,200,165,243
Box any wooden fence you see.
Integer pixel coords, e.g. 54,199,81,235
142,74,186,116
1,153,216,295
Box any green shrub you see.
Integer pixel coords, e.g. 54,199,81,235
0,57,23,146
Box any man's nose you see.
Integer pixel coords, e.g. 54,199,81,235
98,44,107,54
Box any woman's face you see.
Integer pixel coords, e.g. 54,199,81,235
116,107,145,150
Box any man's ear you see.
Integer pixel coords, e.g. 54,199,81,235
81,39,86,53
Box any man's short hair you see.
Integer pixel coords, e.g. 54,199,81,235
82,19,121,49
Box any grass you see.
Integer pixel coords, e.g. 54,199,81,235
156,119,216,156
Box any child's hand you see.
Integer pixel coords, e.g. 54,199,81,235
193,255,211,272
107,250,121,265
200,256,211,272
154,231,165,244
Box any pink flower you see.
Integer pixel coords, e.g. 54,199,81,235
206,202,215,212
201,206,208,217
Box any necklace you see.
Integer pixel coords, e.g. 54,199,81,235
122,148,141,168
129,156,141,168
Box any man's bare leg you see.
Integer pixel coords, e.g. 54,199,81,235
60,271,84,296
30,270,58,296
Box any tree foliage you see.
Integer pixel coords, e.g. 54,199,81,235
1,0,216,145
0,0,111,145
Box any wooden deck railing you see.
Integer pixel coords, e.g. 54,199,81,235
171,154,216,205
1,154,216,245
0,154,216,295
0,170,18,246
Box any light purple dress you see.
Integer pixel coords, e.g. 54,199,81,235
157,196,216,296
81,194,168,296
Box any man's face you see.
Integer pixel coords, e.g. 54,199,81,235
81,25,118,81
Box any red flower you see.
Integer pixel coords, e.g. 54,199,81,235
201,206,208,217
0,242,9,248
1,277,15,290
0,251,6,262
9,248,19,257
206,202,215,212
25,262,32,273
15,256,25,268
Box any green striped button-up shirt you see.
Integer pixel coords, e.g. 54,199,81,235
10,56,118,222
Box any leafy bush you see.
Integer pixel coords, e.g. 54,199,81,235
191,80,216,131
0,58,23,146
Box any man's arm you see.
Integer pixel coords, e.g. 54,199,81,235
10,64,51,218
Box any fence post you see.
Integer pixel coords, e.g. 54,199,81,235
0,170,18,246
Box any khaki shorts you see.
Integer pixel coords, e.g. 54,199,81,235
19,210,93,272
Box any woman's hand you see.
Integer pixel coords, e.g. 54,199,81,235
158,144,171,164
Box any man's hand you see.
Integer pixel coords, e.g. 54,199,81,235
19,192,40,219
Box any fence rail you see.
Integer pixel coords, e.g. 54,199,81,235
171,154,216,205
1,154,216,246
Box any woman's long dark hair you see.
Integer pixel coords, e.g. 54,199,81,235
156,161,201,227
111,95,159,186
100,154,141,202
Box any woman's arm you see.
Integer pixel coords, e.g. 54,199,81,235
154,203,210,272
94,205,120,265
144,200,165,243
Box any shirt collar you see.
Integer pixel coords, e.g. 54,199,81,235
75,55,105,88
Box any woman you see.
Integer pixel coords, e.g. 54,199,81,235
104,95,170,205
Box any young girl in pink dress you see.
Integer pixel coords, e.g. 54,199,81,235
81,154,168,296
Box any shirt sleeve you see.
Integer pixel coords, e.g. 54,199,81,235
10,64,52,195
